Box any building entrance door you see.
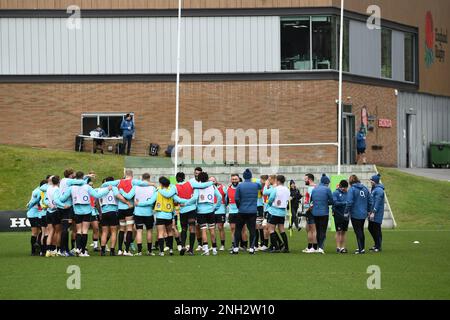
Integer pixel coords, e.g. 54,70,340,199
342,113,356,165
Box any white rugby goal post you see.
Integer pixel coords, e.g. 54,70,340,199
172,0,345,175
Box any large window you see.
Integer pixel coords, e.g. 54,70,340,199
281,17,311,70
81,113,133,137
312,16,334,70
404,33,415,82
281,15,348,71
381,28,392,78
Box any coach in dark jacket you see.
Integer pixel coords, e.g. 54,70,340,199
233,169,261,254
310,174,333,253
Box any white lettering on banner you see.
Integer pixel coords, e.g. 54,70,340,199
10,218,30,228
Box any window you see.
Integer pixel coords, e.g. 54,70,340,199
404,33,415,82
281,17,311,70
381,28,392,78
281,15,347,71
81,113,134,137
312,16,333,70
336,18,350,72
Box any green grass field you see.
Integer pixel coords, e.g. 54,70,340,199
0,145,449,300
0,230,449,300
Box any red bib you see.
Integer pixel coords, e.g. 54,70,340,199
215,184,226,204
176,181,193,199
227,187,236,204
118,179,133,193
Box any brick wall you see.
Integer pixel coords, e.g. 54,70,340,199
0,80,397,166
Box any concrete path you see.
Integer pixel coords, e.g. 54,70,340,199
397,168,450,182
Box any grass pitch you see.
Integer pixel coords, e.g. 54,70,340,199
0,230,449,300
0,145,449,300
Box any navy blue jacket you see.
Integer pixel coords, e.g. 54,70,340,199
235,179,260,214
332,188,348,219
357,132,366,149
120,119,135,137
345,183,373,220
310,184,333,217
371,184,385,224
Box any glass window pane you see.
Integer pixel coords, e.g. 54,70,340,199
109,116,124,137
335,17,349,72
404,33,415,82
281,17,311,70
381,28,392,78
312,16,332,70
99,116,109,136
82,116,98,135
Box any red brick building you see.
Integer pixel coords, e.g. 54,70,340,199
0,0,449,167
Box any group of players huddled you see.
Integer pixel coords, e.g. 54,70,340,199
26,166,385,257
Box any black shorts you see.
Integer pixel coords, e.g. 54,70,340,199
135,215,155,230
268,215,285,225
334,215,350,232
180,210,197,226
39,215,48,227
263,211,269,219
155,218,172,226
47,211,61,225
118,208,134,220
28,217,40,228
196,213,215,226
74,214,91,224
90,215,99,222
101,211,119,227
214,214,226,224
59,207,74,220
357,148,366,155
228,214,239,224
257,206,264,217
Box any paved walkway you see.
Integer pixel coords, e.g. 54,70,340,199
397,168,450,182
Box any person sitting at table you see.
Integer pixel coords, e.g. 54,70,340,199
90,126,106,154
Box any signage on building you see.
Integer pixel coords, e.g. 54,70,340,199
0,211,31,232
378,119,392,128
425,11,448,67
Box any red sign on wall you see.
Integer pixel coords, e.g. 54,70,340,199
378,119,392,128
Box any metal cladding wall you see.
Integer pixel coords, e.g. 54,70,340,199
397,92,450,168
0,16,280,75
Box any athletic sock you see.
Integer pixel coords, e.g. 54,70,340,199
175,237,181,246
101,245,106,254
125,231,132,252
259,230,265,245
275,233,282,247
189,232,196,252
280,232,289,250
221,240,225,246
42,235,48,253
61,221,69,252
118,231,124,251
212,241,217,248
313,243,318,250
93,238,98,249
308,243,313,249
81,234,88,253
137,243,142,253
167,236,174,250
158,238,164,253
110,248,115,255
181,229,187,247
255,231,260,247
76,233,82,250
31,236,37,254
197,237,202,247
242,240,248,248
71,239,75,250
270,233,279,250
147,242,152,253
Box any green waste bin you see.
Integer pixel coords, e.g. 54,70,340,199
429,142,450,168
